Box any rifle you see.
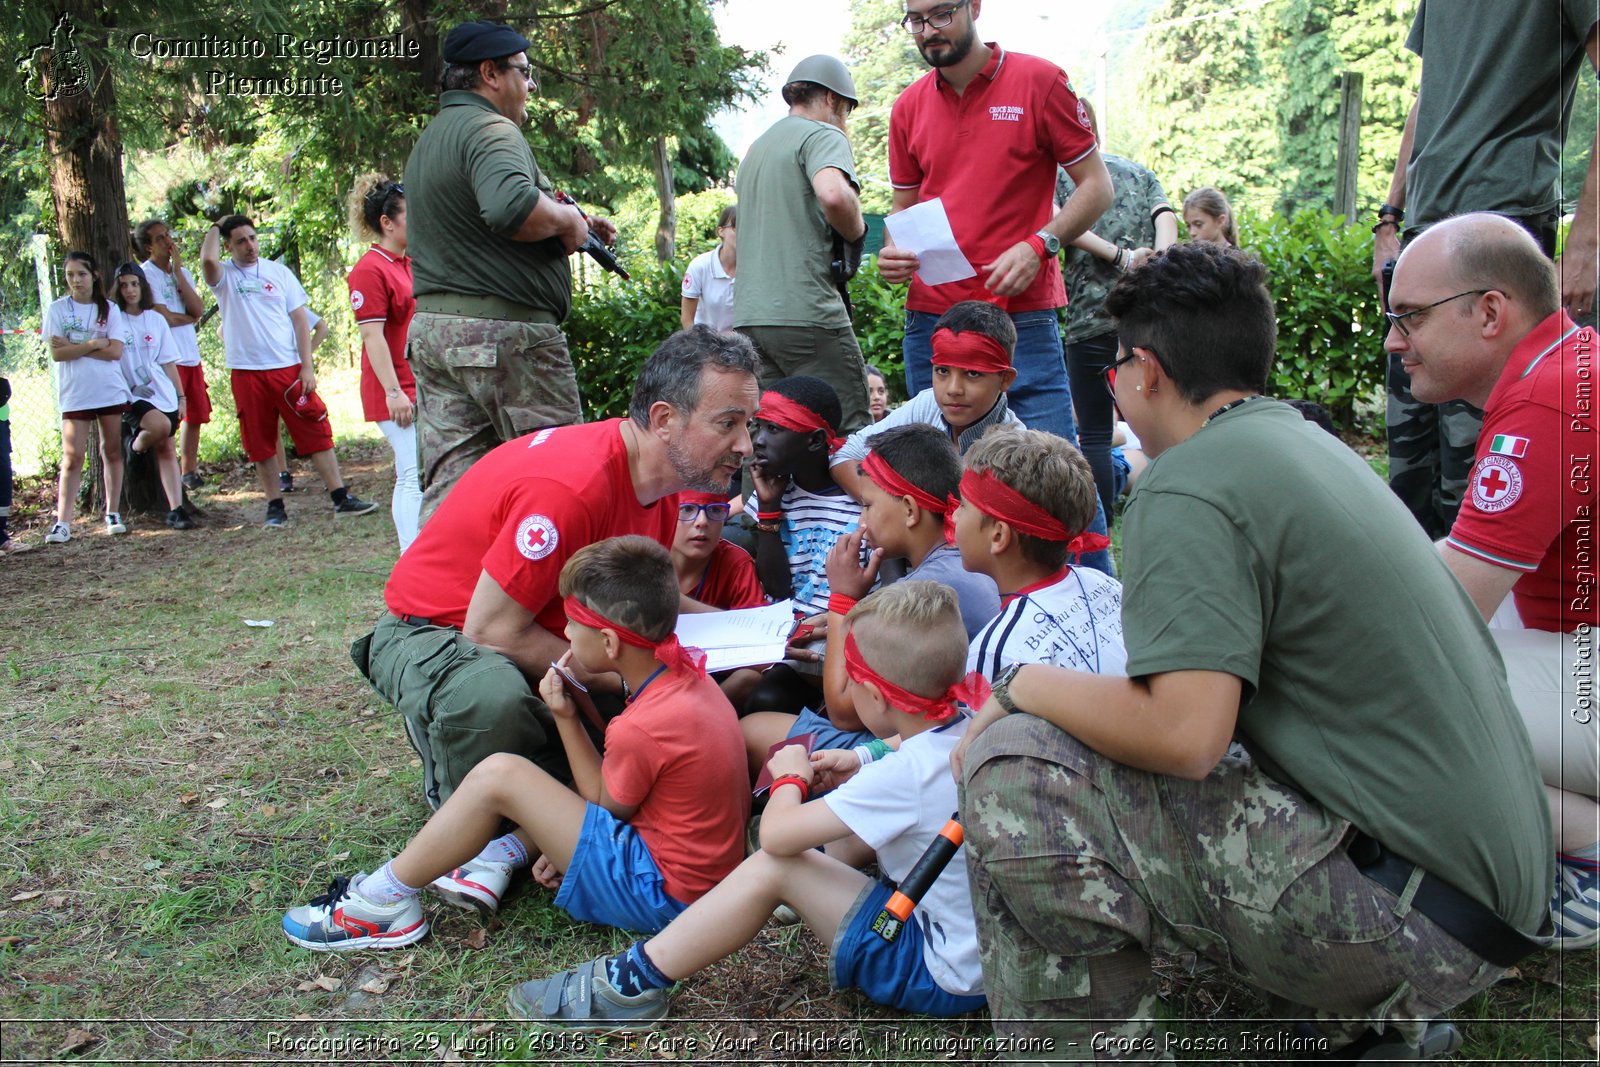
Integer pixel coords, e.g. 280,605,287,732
552,191,630,280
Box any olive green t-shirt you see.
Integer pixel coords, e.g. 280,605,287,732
733,115,857,331
404,91,571,320
1121,398,1551,933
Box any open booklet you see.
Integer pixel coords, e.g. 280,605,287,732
674,599,798,673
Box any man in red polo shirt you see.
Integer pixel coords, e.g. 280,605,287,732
1387,212,1600,949
877,0,1114,573
354,327,760,813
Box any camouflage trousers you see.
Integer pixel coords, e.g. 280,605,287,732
961,715,1503,1061
409,312,583,522
1385,353,1483,541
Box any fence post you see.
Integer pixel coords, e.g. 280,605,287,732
1335,72,1363,225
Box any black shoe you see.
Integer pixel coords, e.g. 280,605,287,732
182,471,205,491
334,494,379,517
264,499,288,528
279,471,295,493
166,508,196,530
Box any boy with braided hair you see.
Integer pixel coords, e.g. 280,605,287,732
508,581,987,1028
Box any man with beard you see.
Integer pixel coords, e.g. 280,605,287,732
877,0,1115,573
353,328,760,811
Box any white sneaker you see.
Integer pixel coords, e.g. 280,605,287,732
428,857,513,915
44,521,71,544
105,512,128,535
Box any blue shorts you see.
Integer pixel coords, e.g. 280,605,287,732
553,803,688,934
1111,446,1130,500
829,879,987,1017
788,705,874,754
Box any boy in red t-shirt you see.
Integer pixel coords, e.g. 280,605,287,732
282,536,750,949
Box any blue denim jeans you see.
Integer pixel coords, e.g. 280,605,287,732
904,308,1114,576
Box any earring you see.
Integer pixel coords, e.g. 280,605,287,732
1134,384,1142,392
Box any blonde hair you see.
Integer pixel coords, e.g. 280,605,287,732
963,427,1097,569
347,172,404,242
846,581,967,700
1183,186,1239,247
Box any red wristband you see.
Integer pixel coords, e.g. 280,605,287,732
771,774,810,802
756,509,783,522
1024,234,1047,259
827,592,858,616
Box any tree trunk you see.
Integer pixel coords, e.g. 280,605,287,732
39,2,154,516
652,136,676,263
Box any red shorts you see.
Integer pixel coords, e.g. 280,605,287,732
62,403,130,421
178,363,212,425
230,366,335,462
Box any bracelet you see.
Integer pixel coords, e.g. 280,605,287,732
827,592,858,616
990,662,1024,714
771,774,810,802
1112,246,1128,271
851,737,892,767
1371,219,1400,235
755,509,783,522
753,521,780,535
1378,203,1405,223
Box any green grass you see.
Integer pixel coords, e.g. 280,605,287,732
1,442,1595,1063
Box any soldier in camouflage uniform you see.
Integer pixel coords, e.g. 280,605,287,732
404,20,616,520
956,243,1551,1059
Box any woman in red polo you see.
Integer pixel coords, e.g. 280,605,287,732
347,174,419,550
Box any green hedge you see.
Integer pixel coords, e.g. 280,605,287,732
566,206,1387,429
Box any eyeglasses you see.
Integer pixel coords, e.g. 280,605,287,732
505,61,536,87
1384,290,1490,337
901,0,970,33
677,501,731,524
1101,348,1140,398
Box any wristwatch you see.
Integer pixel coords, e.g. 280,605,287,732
1034,229,1061,257
990,663,1024,714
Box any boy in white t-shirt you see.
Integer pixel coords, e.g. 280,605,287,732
200,214,376,528
953,426,1128,682
508,580,987,1028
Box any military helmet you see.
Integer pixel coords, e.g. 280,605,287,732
785,55,858,106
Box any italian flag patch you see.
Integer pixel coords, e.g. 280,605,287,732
1489,434,1528,458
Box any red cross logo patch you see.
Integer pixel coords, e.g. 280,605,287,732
1469,455,1523,514
515,514,559,561
264,282,275,293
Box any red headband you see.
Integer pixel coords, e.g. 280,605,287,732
563,595,706,677
677,489,727,506
930,328,1011,374
758,392,843,453
861,450,947,517
955,469,1110,557
843,628,990,722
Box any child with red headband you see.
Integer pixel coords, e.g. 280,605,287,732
672,490,764,611
954,427,1129,682
832,300,1023,504
507,581,987,1029
282,536,749,950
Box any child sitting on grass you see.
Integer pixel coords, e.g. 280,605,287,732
953,427,1128,680
281,536,749,949
506,581,988,1028
742,424,1000,763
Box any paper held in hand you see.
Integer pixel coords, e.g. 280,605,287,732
882,198,976,285
674,599,799,672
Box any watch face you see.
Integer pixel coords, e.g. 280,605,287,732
1040,233,1061,255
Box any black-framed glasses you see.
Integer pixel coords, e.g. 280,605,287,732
1101,349,1140,398
365,181,402,205
901,0,970,33
505,61,536,87
1384,290,1490,337
677,501,731,524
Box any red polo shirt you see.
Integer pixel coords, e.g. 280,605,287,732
1446,312,1597,632
348,244,417,421
385,420,678,632
889,44,1096,314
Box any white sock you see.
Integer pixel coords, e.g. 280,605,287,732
477,833,530,869
354,860,420,905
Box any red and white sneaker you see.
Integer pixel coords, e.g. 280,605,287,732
281,874,428,951
429,858,513,915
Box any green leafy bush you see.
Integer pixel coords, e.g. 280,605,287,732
566,263,686,420
1240,207,1385,429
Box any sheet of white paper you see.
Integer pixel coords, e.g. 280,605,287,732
882,198,976,285
676,600,797,671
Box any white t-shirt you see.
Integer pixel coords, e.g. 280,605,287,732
45,297,130,412
207,258,308,370
967,567,1129,680
778,482,861,615
823,719,982,998
139,259,202,366
682,247,736,332
119,308,181,412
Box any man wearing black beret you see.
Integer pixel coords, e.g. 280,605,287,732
404,20,617,519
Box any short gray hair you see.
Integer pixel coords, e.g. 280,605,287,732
628,326,760,425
